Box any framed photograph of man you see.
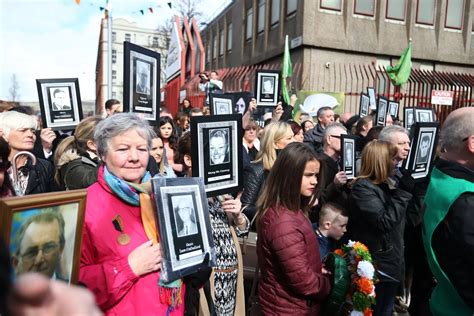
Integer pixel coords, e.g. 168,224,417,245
388,101,399,118
190,114,243,197
36,78,83,131
123,41,160,125
151,177,215,282
359,93,370,117
403,123,439,180
255,70,280,107
340,135,357,179
376,97,389,126
0,190,87,285
414,108,435,123
404,107,415,130
209,94,234,115
367,87,377,110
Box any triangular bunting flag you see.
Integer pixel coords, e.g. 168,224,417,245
149,7,154,13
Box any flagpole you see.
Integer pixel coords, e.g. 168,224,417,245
107,0,113,100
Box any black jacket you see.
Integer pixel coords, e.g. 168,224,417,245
21,157,54,195
303,124,324,152
349,178,412,282
241,161,267,224
57,150,99,190
431,159,474,308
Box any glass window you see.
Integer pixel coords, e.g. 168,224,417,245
152,36,159,47
112,49,117,64
287,0,297,14
258,0,266,34
213,35,217,59
320,0,342,11
227,24,233,51
125,33,131,42
386,0,406,21
112,31,116,42
416,0,436,25
445,0,464,29
112,70,117,82
246,8,253,40
207,42,211,62
219,29,224,56
271,0,281,25
354,0,375,16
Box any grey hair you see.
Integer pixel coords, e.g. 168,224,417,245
323,122,347,140
94,113,154,158
441,110,474,153
317,106,333,118
0,111,37,139
379,125,409,143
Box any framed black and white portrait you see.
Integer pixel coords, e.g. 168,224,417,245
210,94,234,115
359,93,370,117
388,101,399,118
225,92,253,115
124,42,160,125
340,135,357,179
255,70,280,107
151,177,215,282
190,114,243,196
376,97,388,126
36,78,83,130
414,108,434,123
367,87,377,110
402,122,439,180
404,107,415,130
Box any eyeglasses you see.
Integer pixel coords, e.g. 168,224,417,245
20,242,60,261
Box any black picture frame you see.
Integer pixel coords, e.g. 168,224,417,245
376,97,388,126
209,93,234,115
190,114,243,197
151,177,215,283
402,122,439,180
414,107,435,123
255,70,280,107
388,101,399,118
340,135,357,179
367,87,377,110
123,41,160,125
36,78,83,131
359,93,370,117
225,91,253,115
404,107,415,130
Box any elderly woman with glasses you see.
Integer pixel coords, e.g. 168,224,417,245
79,113,185,315
0,111,53,196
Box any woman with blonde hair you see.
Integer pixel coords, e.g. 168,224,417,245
54,116,103,190
241,121,294,222
349,140,412,316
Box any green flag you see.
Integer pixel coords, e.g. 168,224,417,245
282,35,293,104
387,41,412,86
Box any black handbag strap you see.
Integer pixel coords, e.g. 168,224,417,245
203,281,217,316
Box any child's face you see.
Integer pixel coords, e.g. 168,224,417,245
327,216,348,240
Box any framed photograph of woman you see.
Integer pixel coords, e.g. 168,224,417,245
359,93,370,117
255,70,280,107
414,107,435,123
123,42,160,126
151,177,215,282
209,93,234,115
376,97,388,126
404,107,415,130
340,135,357,179
190,114,243,196
0,190,87,285
36,78,83,131
388,101,399,118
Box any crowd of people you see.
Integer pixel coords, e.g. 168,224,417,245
0,70,473,316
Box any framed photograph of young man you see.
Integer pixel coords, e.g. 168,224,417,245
36,78,83,131
402,123,439,180
255,70,280,107
414,107,435,123
190,114,243,196
123,41,160,125
340,135,357,179
367,87,377,110
359,93,370,117
404,107,415,130
388,101,399,118
209,93,234,115
0,190,87,285
376,97,389,126
151,177,215,282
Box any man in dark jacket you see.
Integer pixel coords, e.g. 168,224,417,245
422,107,474,315
303,106,334,152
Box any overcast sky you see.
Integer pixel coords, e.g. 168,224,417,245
0,0,230,102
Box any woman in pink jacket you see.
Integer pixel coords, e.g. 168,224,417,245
79,113,185,315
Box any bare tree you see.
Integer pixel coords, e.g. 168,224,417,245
9,74,20,101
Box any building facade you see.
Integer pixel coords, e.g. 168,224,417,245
95,18,168,114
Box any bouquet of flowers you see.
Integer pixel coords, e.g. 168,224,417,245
334,240,377,316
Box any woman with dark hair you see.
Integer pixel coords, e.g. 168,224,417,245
289,121,304,142
159,116,183,174
256,142,331,314
0,138,13,197
301,119,315,133
180,98,192,116
174,112,189,137
149,130,176,178
349,140,412,316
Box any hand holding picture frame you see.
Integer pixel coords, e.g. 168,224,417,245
340,135,357,179
255,70,281,107
151,177,215,283
0,190,87,285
